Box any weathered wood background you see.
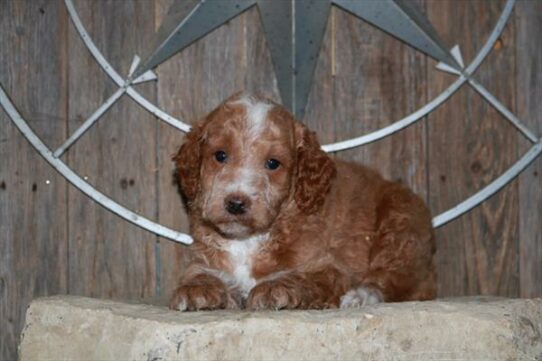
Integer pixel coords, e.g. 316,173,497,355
1,0,540,359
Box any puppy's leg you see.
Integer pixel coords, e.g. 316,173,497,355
355,183,436,303
169,271,240,311
247,267,349,310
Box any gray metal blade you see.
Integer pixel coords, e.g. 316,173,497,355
256,0,294,113
135,0,459,116
333,0,460,69
294,0,332,119
133,0,256,79
258,0,331,118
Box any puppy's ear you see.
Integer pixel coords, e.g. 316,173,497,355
173,120,206,205
294,122,336,214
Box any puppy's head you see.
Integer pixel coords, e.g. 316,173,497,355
174,93,335,239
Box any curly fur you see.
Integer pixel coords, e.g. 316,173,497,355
294,125,336,214
169,93,436,311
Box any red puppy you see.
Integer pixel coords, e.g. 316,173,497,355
170,93,436,311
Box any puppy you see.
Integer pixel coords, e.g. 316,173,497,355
170,93,436,311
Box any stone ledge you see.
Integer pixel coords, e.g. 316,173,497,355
19,295,542,361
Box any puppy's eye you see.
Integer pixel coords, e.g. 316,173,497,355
265,159,281,170
214,150,228,163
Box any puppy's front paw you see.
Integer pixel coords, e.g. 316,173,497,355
340,286,383,308
169,282,238,311
247,280,303,310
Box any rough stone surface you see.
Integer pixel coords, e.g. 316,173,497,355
19,296,542,361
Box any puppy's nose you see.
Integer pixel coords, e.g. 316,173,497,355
225,195,251,215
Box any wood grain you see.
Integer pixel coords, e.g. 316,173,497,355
303,8,335,146
332,0,428,198
427,0,519,297
243,6,280,101
66,0,157,299
0,1,68,359
516,0,542,298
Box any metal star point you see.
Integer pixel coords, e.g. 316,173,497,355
133,0,460,119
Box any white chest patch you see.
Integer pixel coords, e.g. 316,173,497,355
224,233,268,298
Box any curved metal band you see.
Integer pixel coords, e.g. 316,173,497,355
64,0,191,133
321,74,465,152
432,140,542,227
0,84,193,245
66,0,516,153
58,0,541,231
321,0,516,152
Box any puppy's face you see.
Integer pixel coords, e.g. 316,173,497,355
196,96,296,238
175,94,336,240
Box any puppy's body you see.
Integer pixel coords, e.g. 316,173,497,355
170,94,436,311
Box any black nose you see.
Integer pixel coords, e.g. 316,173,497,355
225,196,249,215
226,199,246,215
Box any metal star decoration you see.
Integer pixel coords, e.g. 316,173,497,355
133,0,459,118
2,0,539,244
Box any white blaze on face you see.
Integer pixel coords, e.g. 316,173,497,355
224,95,274,199
224,168,258,197
231,94,273,139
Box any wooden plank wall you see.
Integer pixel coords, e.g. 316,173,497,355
0,1,540,359
427,0,520,297
0,1,68,358
66,0,157,300
516,0,542,299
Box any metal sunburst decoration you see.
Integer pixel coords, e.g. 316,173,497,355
0,0,540,245
133,0,461,118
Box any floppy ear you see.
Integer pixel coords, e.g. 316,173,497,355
172,121,206,206
294,123,336,214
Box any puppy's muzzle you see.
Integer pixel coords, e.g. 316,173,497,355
225,194,251,215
